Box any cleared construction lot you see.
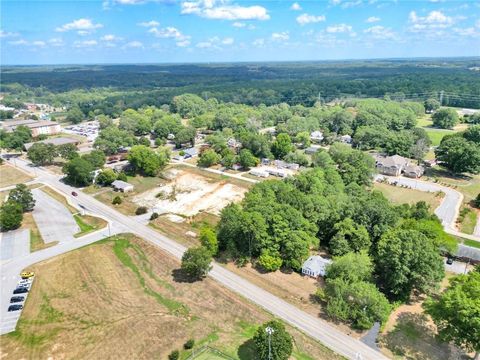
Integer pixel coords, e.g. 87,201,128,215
0,234,339,360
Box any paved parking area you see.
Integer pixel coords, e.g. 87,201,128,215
32,188,79,243
0,229,30,262
0,276,34,334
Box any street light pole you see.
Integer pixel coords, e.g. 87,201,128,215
265,326,274,360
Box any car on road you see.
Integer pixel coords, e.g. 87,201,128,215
71,191,78,196
10,296,25,303
20,271,35,279
13,287,28,294
8,304,23,312
446,257,454,265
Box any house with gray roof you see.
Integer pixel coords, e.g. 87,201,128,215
301,255,332,278
404,164,425,178
376,155,409,176
112,180,134,193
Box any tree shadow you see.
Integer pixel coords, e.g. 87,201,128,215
171,268,198,283
425,167,472,182
237,339,256,360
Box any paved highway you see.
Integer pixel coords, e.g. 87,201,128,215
2,158,388,360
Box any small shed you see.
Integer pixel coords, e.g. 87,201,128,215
183,147,198,159
301,255,332,278
112,180,134,193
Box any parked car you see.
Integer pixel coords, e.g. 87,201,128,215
20,271,35,279
10,296,25,303
18,279,32,285
446,257,454,265
8,304,23,312
71,191,78,197
16,283,29,288
13,287,28,294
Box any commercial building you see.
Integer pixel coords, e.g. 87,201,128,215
1,119,61,137
23,137,80,151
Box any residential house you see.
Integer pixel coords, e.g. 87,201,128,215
340,134,352,144
404,165,424,178
249,169,270,178
112,180,134,193
305,146,320,155
310,131,324,143
376,155,409,176
301,255,332,278
183,147,198,159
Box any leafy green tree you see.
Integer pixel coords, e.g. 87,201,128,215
171,94,206,118
128,145,169,176
199,225,218,255
82,150,106,169
376,228,444,301
174,126,196,148
284,151,309,167
463,124,480,144
474,193,480,208
329,143,375,186
153,115,182,139
258,250,283,272
57,143,79,160
0,200,23,231
97,114,113,129
240,133,272,159
66,105,84,124
27,143,57,166
96,168,117,186
181,246,212,279
311,150,334,168
435,135,480,174
119,109,151,135
63,157,95,186
8,184,35,212
329,218,371,256
94,126,136,155
424,268,480,359
168,350,179,360
112,196,122,205
3,126,32,150
271,133,294,159
221,149,236,169
432,108,459,129
424,98,440,112
326,251,373,283
197,149,221,168
295,131,311,148
253,320,293,360
238,149,259,169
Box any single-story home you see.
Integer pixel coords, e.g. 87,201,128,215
274,160,299,171
376,155,409,176
23,137,80,151
404,164,424,178
310,131,324,143
112,180,134,192
183,147,198,159
266,168,288,178
301,255,332,278
249,169,270,178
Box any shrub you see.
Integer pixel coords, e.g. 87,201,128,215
112,196,122,205
135,206,148,215
150,212,159,220
183,339,195,350
258,250,282,272
117,172,128,182
168,350,179,360
179,150,185,156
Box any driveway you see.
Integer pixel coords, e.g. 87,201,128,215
0,229,30,262
32,188,79,243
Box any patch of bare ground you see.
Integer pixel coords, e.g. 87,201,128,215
0,234,339,360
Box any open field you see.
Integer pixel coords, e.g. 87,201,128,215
373,182,443,209
73,214,108,238
0,164,33,188
424,129,455,146
457,207,477,234
0,234,340,360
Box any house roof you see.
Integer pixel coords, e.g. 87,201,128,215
378,155,409,168
310,131,324,138
24,137,79,150
404,165,424,174
305,146,320,153
184,147,197,156
112,180,133,190
302,255,331,273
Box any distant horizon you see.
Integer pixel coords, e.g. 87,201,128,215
2,55,480,68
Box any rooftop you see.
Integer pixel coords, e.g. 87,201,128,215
112,180,133,189
302,255,331,272
24,137,79,150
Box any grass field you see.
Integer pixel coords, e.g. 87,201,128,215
0,164,33,188
373,182,443,209
463,239,480,249
73,214,107,238
424,129,455,146
457,207,477,235
0,234,340,360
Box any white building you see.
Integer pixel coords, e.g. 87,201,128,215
112,180,134,193
249,169,270,178
310,131,324,143
301,255,332,278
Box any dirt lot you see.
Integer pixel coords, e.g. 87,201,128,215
0,234,340,360
0,164,33,188
133,168,247,217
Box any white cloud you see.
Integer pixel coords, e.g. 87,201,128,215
329,0,342,5
56,18,103,34
0,30,19,38
32,41,46,47
476,19,480,28
138,20,160,27
176,39,191,47
453,27,480,37
408,10,453,32
196,41,212,48
195,36,234,49
101,34,121,41
326,23,353,33
8,39,28,46
232,21,246,27
296,13,326,25
341,0,362,9
291,2,302,11
363,25,398,40
252,38,265,47
366,16,380,23
74,40,98,48
48,38,64,47
181,0,270,21
222,37,234,45
123,40,144,48
148,26,192,47
271,31,289,41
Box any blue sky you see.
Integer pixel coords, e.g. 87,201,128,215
1,0,479,65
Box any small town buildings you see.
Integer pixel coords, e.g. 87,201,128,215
301,255,332,278
1,119,61,137
404,164,425,178
376,155,409,176
112,180,134,193
183,147,198,159
249,169,270,178
340,134,352,144
305,146,320,155
23,137,80,151
266,168,287,178
274,160,299,171
310,131,324,143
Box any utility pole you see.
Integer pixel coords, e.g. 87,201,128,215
266,326,274,360
439,90,444,106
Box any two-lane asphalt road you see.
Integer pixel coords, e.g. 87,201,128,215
2,158,388,360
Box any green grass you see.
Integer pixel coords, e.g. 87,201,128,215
190,349,233,360
73,214,107,238
458,208,477,235
424,128,455,146
111,237,189,315
464,239,480,249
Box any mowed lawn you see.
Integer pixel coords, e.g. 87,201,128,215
373,182,443,209
424,128,455,146
0,164,33,188
1,234,340,360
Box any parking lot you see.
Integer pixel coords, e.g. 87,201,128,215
63,120,99,143
0,229,30,262
0,274,34,334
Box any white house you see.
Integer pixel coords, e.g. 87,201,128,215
112,180,134,193
340,134,352,144
301,255,332,278
310,131,324,143
249,169,270,178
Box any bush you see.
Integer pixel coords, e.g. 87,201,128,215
258,250,283,272
168,350,179,360
183,339,195,350
135,206,148,215
150,212,159,220
112,196,122,205
179,150,185,156
117,172,128,182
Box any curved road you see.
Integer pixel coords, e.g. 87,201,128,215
1,158,388,360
